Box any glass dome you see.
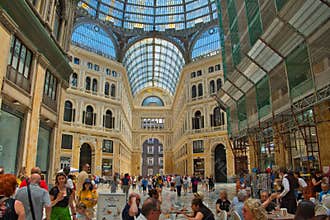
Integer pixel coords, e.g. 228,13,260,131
78,0,218,32
123,38,185,96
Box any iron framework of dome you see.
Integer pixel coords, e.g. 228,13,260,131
74,0,221,96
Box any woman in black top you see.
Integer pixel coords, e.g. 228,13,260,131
181,198,215,220
0,174,25,220
216,190,231,213
49,173,76,220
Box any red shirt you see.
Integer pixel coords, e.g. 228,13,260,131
19,179,48,191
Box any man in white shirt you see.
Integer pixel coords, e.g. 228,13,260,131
136,198,161,220
277,168,297,214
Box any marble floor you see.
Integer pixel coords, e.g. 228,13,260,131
96,183,236,219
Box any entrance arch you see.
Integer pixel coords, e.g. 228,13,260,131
214,144,227,183
80,143,92,171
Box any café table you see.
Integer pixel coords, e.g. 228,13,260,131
267,213,295,220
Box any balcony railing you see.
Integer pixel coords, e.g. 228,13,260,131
6,65,31,93
42,95,57,112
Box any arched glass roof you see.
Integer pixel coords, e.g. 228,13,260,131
78,0,218,32
192,26,221,60
142,96,164,106
123,38,185,96
71,23,116,59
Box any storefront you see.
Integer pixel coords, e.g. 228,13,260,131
193,158,205,177
102,158,113,176
0,105,23,174
36,124,52,177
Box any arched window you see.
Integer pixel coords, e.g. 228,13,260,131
83,105,95,125
217,78,222,91
198,83,203,97
142,96,164,106
63,100,75,122
210,80,215,94
192,85,197,98
103,110,114,129
53,0,63,41
71,73,78,87
92,79,98,92
192,111,204,129
104,82,110,96
208,66,214,73
110,84,116,97
85,77,91,91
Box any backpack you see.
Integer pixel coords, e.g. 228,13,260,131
0,197,9,218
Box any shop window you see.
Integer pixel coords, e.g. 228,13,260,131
102,140,113,153
60,157,71,169
36,125,51,173
61,134,73,149
193,158,205,177
0,108,22,174
193,140,204,153
102,159,113,176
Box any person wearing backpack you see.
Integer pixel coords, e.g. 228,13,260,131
0,174,25,220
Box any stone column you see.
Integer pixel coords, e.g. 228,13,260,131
25,56,48,173
72,134,80,170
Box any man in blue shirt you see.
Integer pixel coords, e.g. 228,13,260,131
319,183,330,202
122,192,141,220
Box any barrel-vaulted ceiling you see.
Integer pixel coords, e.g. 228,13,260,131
74,0,221,96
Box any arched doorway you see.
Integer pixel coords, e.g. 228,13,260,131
214,144,227,183
80,143,92,172
141,138,163,177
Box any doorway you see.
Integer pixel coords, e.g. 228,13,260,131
214,144,227,182
80,143,92,172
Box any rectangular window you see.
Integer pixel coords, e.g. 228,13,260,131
60,157,71,169
103,140,113,153
36,125,51,172
87,62,93,69
197,70,202,76
61,134,72,149
193,140,204,153
208,66,214,73
74,57,80,65
147,157,154,166
43,70,58,101
8,37,33,78
215,64,221,71
147,146,154,154
106,68,111,75
102,159,113,176
159,158,163,166
191,72,196,78
158,146,163,154
94,64,100,71
148,168,153,176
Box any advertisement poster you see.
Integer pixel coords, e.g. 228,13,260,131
97,192,126,220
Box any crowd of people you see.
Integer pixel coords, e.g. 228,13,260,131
1,164,330,220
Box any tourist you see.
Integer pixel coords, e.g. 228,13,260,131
231,189,248,219
191,174,199,193
19,167,48,190
208,175,215,192
312,171,323,197
242,198,267,220
294,171,307,201
277,168,297,214
110,174,118,193
174,174,183,197
141,177,148,195
0,166,4,174
294,200,315,220
183,176,189,195
180,198,215,220
0,174,25,220
77,179,97,218
122,192,141,220
148,188,162,204
16,172,51,220
136,198,161,220
76,203,91,220
122,173,131,201
77,164,90,194
319,183,330,202
260,190,277,212
216,190,231,213
49,173,76,220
